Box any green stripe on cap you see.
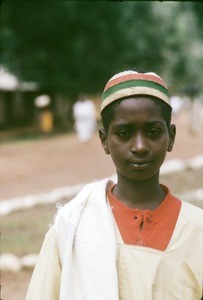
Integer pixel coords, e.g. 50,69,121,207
101,87,170,111
101,70,171,112
102,79,169,102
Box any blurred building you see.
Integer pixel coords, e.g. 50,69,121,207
0,67,38,129
0,67,99,134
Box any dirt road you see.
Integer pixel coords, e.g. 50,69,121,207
1,116,203,201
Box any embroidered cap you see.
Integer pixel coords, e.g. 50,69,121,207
101,70,171,112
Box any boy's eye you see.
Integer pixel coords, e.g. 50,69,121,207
147,128,162,137
117,129,132,138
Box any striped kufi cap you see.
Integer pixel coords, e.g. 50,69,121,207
101,70,171,112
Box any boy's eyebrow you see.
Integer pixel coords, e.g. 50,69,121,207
111,123,132,130
146,120,166,127
112,120,165,129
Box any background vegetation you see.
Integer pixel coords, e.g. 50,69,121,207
1,1,203,99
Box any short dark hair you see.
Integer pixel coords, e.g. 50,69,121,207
100,96,172,132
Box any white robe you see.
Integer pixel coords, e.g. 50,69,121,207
26,179,203,300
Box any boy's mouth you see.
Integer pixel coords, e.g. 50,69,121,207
129,160,151,169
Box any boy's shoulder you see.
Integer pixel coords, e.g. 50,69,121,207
181,200,203,225
53,178,113,261
55,178,112,221
181,200,203,214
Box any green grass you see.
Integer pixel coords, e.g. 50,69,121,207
1,168,203,256
1,201,67,256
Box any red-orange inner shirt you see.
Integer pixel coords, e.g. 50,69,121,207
107,184,182,251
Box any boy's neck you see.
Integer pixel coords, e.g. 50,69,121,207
113,174,166,210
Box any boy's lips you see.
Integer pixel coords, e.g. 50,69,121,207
129,160,151,169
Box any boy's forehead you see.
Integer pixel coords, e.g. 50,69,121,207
111,98,167,126
117,96,160,107
114,97,164,116
101,70,171,112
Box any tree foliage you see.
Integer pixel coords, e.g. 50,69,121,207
1,1,203,98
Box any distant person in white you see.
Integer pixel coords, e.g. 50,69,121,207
73,95,96,142
170,95,184,116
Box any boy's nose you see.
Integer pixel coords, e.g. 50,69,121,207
131,133,149,155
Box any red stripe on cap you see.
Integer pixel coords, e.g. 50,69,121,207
104,73,167,92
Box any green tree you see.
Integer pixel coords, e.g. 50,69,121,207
1,1,129,98
1,1,203,98
0,1,172,98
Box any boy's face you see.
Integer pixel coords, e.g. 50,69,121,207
99,97,176,182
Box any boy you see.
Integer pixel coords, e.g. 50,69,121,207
26,70,203,300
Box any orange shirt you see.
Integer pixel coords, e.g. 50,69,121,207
108,184,181,251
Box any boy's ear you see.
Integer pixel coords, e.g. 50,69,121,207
98,127,110,155
167,124,176,152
